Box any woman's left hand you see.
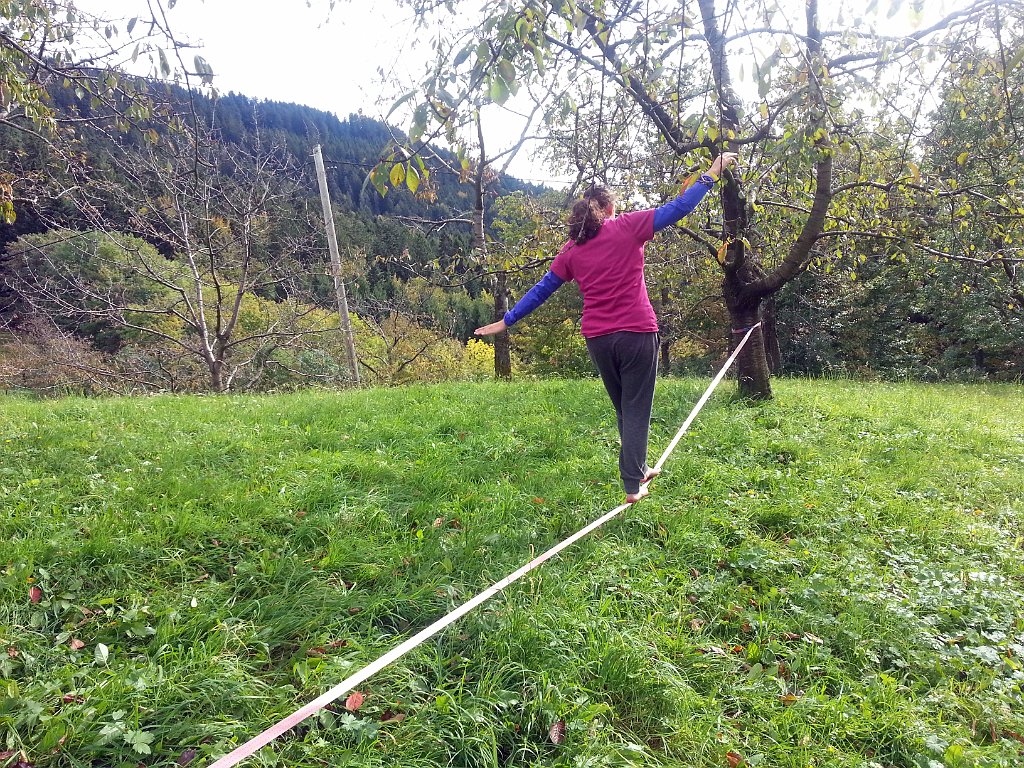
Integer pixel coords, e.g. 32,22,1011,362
709,152,739,178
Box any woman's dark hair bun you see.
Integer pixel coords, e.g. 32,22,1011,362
567,184,615,245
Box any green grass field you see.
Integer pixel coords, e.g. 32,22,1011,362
2,379,1023,768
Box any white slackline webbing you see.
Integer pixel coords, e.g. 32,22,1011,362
207,322,763,768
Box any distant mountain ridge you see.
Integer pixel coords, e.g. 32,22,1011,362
0,80,548,248
185,89,547,220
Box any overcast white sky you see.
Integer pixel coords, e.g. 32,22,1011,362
163,1,414,119
78,0,963,186
135,0,564,184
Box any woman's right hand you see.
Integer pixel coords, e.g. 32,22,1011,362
474,319,508,336
709,152,739,178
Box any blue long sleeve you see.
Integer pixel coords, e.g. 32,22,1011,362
503,270,565,327
653,176,717,233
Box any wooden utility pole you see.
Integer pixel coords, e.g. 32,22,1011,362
312,144,360,385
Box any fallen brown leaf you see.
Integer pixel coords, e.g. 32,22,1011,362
548,719,566,745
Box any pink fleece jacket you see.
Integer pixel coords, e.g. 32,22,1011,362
549,209,658,338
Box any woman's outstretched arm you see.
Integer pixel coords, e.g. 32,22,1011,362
653,153,738,233
475,270,566,335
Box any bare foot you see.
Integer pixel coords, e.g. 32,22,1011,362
625,486,649,504
642,467,661,484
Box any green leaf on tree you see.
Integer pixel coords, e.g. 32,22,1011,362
410,103,428,142
387,91,417,120
515,16,531,41
453,44,473,68
475,41,490,67
368,164,389,197
194,55,214,85
1004,45,1024,76
489,75,510,105
497,59,516,86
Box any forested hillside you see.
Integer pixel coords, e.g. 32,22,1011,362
0,82,550,392
0,83,542,298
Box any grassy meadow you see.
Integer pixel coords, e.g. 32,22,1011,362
1,378,1023,768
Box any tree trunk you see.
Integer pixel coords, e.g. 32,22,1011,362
493,272,512,379
724,273,772,400
762,296,783,374
659,286,672,372
208,358,225,392
974,348,986,372
730,314,772,399
699,0,774,400
468,115,512,380
718,182,773,398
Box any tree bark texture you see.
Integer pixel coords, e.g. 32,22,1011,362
762,297,783,375
723,268,772,399
493,272,512,379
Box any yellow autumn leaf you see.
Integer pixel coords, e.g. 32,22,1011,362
390,163,406,187
716,240,730,265
679,171,700,192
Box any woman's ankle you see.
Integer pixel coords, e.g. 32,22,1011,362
625,486,649,504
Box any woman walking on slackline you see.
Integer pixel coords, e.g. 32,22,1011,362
475,152,738,504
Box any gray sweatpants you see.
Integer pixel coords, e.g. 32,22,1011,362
585,331,659,494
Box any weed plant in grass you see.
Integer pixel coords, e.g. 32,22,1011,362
1,379,1022,768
